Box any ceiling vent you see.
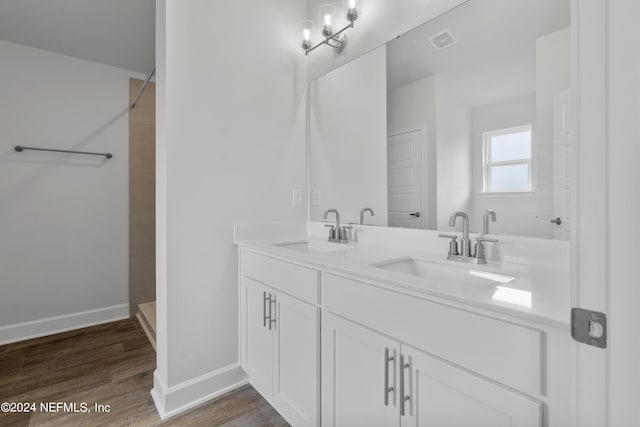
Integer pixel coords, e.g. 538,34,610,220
428,30,458,50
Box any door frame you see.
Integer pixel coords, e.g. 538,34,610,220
571,0,607,424
570,0,640,425
387,127,428,229
604,0,640,424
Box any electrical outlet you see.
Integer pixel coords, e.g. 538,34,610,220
312,189,322,206
292,189,302,206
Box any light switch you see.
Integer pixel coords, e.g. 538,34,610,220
312,189,322,206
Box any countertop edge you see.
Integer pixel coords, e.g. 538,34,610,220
235,238,571,330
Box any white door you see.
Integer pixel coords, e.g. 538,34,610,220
242,278,273,399
387,130,424,229
400,344,542,427
272,292,320,427
552,89,573,240
322,313,400,427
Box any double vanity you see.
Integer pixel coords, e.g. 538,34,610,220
235,220,572,427
237,0,575,423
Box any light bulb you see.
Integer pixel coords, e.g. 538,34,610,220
300,20,314,51
346,0,358,23
320,4,336,37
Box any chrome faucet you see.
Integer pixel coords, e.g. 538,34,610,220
448,211,471,257
482,209,496,235
323,209,351,243
360,207,375,225
323,209,340,231
439,210,498,264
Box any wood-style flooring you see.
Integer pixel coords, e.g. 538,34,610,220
0,318,288,427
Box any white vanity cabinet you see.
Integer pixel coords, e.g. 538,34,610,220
321,271,564,427
321,312,401,427
243,277,275,397
240,250,320,427
322,312,541,427
238,246,570,427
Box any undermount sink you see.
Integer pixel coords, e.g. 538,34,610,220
275,240,352,254
373,257,515,287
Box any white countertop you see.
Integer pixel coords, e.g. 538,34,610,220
235,229,571,329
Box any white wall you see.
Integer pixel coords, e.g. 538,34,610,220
469,94,543,236
153,0,308,417
387,75,438,229
310,45,388,226
154,0,168,397
435,77,472,230
0,41,143,344
306,0,468,80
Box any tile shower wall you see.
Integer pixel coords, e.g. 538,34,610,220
129,78,156,316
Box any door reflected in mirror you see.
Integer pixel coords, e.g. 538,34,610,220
310,0,571,240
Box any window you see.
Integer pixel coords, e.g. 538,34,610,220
482,125,533,193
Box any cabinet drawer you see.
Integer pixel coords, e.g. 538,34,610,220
242,250,320,304
324,273,544,396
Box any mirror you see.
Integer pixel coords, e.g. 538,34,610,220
310,0,571,239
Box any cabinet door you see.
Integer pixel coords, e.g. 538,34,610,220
400,344,542,427
242,277,273,398
272,291,320,427
322,313,400,427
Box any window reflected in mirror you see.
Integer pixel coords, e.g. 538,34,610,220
483,125,533,193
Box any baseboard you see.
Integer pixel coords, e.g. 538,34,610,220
0,304,130,345
151,364,249,420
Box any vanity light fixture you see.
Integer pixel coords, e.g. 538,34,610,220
301,1,359,56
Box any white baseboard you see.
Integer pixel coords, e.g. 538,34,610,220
0,304,130,346
151,364,249,420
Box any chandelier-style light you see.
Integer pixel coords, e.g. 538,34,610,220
301,0,359,55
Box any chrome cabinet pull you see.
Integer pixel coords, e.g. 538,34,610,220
399,354,410,416
263,291,270,328
384,347,395,406
269,294,277,330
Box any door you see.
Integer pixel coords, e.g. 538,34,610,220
322,313,399,427
242,277,273,399
387,130,424,229
552,89,572,240
400,344,542,427
272,292,320,427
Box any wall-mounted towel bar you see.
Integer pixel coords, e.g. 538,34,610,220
14,146,112,159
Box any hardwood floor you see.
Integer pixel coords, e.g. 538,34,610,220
0,319,288,427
